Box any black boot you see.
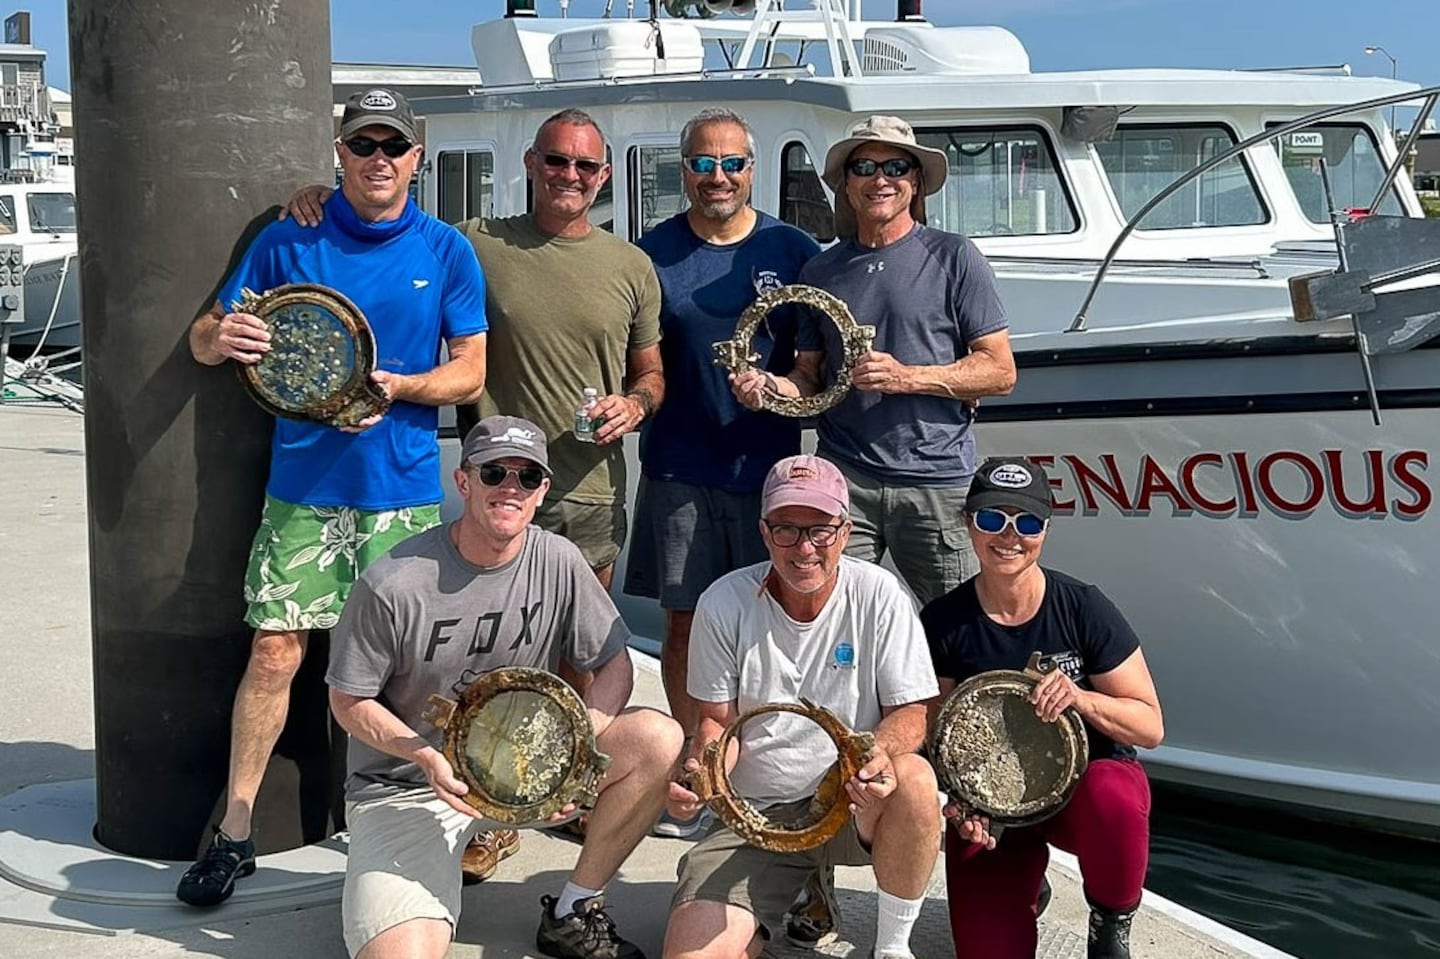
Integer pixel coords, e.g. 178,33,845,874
1087,902,1136,959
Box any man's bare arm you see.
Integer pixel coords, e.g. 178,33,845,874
593,342,663,445
382,331,487,407
190,301,271,366
852,329,1016,399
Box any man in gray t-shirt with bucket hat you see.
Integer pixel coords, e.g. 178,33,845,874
327,414,683,959
733,115,1017,609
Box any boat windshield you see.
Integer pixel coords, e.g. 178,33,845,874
1095,124,1267,229
1267,122,1404,220
917,126,1078,237
27,192,77,234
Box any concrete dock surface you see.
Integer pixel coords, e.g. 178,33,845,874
0,402,1294,958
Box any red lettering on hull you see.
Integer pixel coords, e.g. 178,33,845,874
1038,449,1431,519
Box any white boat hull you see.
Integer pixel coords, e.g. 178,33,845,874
6,251,81,353
975,408,1440,834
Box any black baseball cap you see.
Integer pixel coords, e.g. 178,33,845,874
339,88,418,142
966,457,1054,519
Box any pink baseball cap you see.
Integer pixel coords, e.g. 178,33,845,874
761,454,849,519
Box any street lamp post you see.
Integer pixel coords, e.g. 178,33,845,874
1364,45,1399,136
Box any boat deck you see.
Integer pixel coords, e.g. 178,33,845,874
0,403,1290,959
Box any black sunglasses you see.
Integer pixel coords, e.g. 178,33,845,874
344,136,414,159
541,152,606,176
683,154,751,175
476,464,547,491
846,157,917,178
763,521,846,548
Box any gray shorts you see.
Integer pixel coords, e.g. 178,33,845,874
623,477,767,611
671,799,870,939
342,788,580,957
534,496,628,569
836,461,978,607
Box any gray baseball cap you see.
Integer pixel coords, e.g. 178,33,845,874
460,415,551,474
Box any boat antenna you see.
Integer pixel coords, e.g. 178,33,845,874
648,0,668,59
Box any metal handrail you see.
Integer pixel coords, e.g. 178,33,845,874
1069,83,1440,332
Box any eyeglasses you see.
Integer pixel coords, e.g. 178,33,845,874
970,508,1048,538
540,152,606,176
764,521,846,548
343,136,414,159
475,464,547,491
846,157,917,178
683,154,751,176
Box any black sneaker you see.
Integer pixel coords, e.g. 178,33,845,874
176,828,256,907
536,893,644,959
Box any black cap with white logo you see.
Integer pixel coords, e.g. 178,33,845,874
339,88,418,142
966,457,1054,519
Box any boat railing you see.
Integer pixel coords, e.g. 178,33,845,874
461,62,815,97
1070,83,1440,333
1069,83,1440,428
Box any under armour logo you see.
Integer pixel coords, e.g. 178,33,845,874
866,261,885,274
413,279,430,289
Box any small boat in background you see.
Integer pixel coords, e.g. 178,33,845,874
0,179,80,355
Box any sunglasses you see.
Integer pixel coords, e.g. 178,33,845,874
764,521,846,548
846,157,917,178
343,136,414,159
475,464,547,491
540,152,606,176
684,154,751,176
970,508,1048,538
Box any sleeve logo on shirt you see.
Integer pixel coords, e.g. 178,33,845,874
752,269,783,294
831,642,856,669
413,279,430,289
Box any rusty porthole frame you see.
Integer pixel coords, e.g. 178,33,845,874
711,284,876,418
233,282,391,428
688,699,875,852
422,666,611,826
929,652,1088,827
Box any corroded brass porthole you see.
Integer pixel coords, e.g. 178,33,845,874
233,283,391,428
930,653,1088,827
712,284,876,418
423,667,611,826
688,699,875,852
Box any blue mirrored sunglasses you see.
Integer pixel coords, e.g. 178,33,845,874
684,154,750,175
970,508,1048,538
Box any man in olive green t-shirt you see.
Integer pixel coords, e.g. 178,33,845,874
457,108,664,590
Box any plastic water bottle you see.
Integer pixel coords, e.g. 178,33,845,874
574,387,602,443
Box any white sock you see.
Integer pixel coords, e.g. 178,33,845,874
554,881,603,919
873,888,923,958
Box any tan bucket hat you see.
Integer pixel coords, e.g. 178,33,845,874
822,115,949,240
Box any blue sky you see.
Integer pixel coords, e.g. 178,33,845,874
20,0,1439,100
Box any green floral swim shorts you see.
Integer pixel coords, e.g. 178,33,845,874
243,494,441,631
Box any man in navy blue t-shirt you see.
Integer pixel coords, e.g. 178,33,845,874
181,88,488,907
621,109,819,838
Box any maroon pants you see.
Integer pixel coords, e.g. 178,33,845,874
945,758,1151,959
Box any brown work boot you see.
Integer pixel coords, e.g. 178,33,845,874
461,829,520,885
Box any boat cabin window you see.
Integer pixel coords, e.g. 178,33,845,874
27,193,76,234
916,127,1078,237
1096,124,1267,229
781,142,836,244
436,149,495,224
628,145,685,241
0,197,15,234
1266,123,1404,221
